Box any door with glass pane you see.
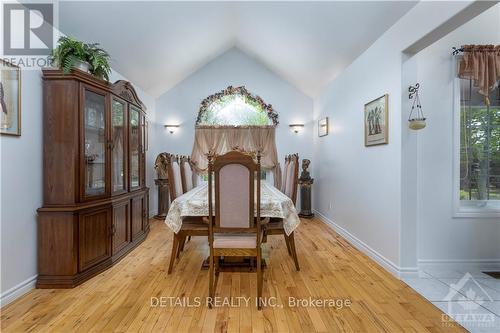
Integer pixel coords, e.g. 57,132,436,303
82,86,109,199
129,106,141,190
111,98,127,195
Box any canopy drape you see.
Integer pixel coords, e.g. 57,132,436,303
458,45,500,105
191,126,279,172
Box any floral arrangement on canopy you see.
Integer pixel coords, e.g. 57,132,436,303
196,86,279,127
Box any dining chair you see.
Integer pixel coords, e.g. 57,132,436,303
284,154,299,204
166,153,208,274
280,155,290,193
180,156,199,243
166,154,184,201
207,150,266,310
180,156,197,193
265,153,300,271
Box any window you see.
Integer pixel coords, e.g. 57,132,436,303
199,94,270,126
192,86,279,173
456,77,500,216
196,86,279,127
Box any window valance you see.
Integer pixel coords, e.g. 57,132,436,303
191,126,278,172
458,45,500,105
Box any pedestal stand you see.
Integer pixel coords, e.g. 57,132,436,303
298,159,314,218
154,179,170,220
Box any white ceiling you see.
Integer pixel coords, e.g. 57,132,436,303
59,1,417,97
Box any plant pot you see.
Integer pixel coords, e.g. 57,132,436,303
73,59,91,73
408,118,426,130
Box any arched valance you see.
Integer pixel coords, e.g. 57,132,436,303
191,126,278,171
191,86,279,174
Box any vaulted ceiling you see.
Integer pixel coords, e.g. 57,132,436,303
59,1,417,97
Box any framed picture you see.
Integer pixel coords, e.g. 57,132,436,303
364,94,388,146
1,60,21,136
318,117,328,137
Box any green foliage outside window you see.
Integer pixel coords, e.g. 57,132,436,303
199,94,270,126
460,80,500,200
196,86,279,126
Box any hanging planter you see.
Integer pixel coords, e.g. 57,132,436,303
408,83,426,130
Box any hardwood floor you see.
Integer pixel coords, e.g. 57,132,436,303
1,218,465,332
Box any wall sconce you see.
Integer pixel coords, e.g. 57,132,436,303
289,124,304,134
164,124,180,134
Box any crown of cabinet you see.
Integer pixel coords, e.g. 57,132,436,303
42,68,147,112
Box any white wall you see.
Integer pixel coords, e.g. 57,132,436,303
0,70,43,304
313,44,404,269
0,68,157,305
414,5,500,267
312,1,479,274
155,47,314,183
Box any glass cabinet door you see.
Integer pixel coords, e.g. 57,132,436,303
129,107,140,189
111,99,126,194
141,115,147,186
84,89,107,197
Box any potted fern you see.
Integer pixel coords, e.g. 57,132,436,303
52,36,111,81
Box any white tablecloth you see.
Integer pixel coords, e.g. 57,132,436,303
164,182,300,236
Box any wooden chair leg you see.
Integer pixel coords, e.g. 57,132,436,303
250,257,255,271
257,247,262,310
177,236,186,258
208,252,214,309
168,235,179,274
215,256,220,277
213,256,220,298
288,232,300,271
284,234,292,256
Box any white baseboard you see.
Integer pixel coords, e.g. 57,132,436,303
314,210,418,279
419,259,500,272
0,275,37,308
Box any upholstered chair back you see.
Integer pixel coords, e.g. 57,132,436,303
180,156,195,193
284,154,299,205
166,154,184,201
218,164,250,228
281,157,290,193
284,159,295,198
208,150,261,233
172,160,183,198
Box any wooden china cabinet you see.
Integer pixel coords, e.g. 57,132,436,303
37,69,149,288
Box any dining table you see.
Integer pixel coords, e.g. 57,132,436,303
164,182,301,235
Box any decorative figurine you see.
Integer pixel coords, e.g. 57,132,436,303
298,159,314,218
154,153,170,219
